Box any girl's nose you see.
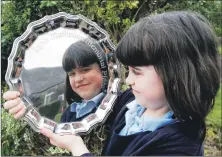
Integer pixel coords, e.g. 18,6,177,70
74,74,84,82
125,72,134,86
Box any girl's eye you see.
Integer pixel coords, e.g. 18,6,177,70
132,69,140,75
68,72,75,77
82,68,91,72
127,66,141,76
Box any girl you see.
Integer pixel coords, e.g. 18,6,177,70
60,39,108,122
3,38,109,122
4,11,220,156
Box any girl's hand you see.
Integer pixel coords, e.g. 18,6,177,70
40,128,90,156
3,91,26,119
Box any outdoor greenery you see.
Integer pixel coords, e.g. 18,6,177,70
1,0,221,156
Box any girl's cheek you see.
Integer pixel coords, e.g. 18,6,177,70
69,79,76,89
97,77,103,89
136,78,145,88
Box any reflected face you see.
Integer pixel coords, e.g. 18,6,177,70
126,65,168,110
68,63,103,100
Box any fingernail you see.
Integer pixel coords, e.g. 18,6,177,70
17,92,20,97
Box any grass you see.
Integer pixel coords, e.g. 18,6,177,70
205,84,222,156
206,84,222,127
54,113,62,123
218,45,222,54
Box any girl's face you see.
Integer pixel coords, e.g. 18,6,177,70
126,65,168,110
68,63,103,100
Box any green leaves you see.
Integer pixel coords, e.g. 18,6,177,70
40,1,58,8
80,0,139,43
1,1,221,155
156,0,222,36
1,107,70,156
1,108,26,155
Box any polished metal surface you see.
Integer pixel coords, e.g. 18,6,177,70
5,12,123,135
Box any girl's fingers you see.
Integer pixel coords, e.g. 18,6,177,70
14,106,26,119
40,128,54,139
8,102,24,114
3,98,21,110
3,91,20,100
41,128,61,147
50,139,57,146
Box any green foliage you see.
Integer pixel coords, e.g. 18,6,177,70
1,84,70,156
79,0,138,43
1,107,72,156
1,1,137,155
218,46,222,54
204,84,222,156
40,1,58,8
1,1,42,58
46,147,70,156
1,0,138,60
2,108,36,155
205,125,222,156
156,0,222,36
1,82,8,104
206,84,222,127
55,0,139,43
1,104,106,156
82,125,109,155
1,109,26,155
1,0,221,156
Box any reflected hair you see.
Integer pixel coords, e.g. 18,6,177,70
62,39,101,104
115,11,220,139
63,40,100,72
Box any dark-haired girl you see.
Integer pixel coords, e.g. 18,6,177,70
60,39,108,122
3,38,108,122
4,11,220,156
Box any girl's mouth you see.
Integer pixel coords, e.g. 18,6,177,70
132,88,139,93
77,84,89,88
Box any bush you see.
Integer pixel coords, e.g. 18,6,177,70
1,83,70,156
1,106,108,155
204,84,222,156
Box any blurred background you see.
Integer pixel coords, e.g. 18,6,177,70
1,0,221,156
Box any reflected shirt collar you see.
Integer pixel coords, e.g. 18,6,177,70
70,92,105,118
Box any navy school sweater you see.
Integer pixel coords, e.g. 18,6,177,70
102,89,204,156
62,89,204,156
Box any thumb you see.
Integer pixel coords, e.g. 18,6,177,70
40,128,54,139
50,138,58,147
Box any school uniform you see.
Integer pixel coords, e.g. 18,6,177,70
83,89,204,156
61,93,105,122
